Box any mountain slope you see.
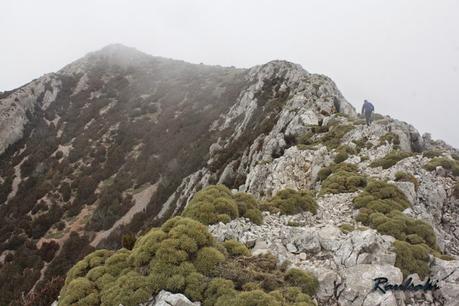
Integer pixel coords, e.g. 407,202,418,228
1,45,458,305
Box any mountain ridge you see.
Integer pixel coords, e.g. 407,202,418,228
0,45,458,305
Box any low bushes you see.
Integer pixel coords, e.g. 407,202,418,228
352,180,443,278
320,171,367,195
378,132,400,147
339,223,354,234
370,151,413,169
393,240,430,279
284,268,319,297
223,240,250,257
334,151,349,164
182,185,263,225
424,157,459,177
318,124,354,150
58,217,319,306
318,162,366,195
317,163,358,182
296,123,354,150
262,189,317,215
422,150,442,158
394,171,419,191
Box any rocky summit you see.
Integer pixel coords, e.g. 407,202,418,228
0,44,458,306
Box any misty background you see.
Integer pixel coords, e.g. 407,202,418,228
1,0,458,147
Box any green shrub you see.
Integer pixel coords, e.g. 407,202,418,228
393,240,430,279
353,180,411,222
424,157,459,176
317,163,359,182
223,240,250,257
100,272,151,306
394,171,419,191
320,171,367,194
317,167,333,181
59,215,320,306
296,132,314,146
422,150,442,158
339,223,354,234
59,277,100,306
337,144,357,155
235,290,281,306
194,247,225,275
352,180,441,278
378,132,400,147
203,278,236,306
296,124,354,150
334,151,349,164
370,151,413,169
262,189,317,215
284,268,319,297
233,193,263,225
319,125,354,150
352,137,369,152
182,185,263,225
184,272,207,301
269,287,314,306
121,233,136,250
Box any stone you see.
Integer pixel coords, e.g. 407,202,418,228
141,290,200,306
338,264,403,306
293,228,321,254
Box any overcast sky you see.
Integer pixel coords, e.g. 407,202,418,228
1,0,458,147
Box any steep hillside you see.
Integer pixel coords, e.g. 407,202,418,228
1,45,458,306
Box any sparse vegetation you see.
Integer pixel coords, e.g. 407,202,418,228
422,150,442,158
378,132,400,147
339,223,354,234
394,171,420,191
424,157,459,176
370,151,413,169
296,123,354,150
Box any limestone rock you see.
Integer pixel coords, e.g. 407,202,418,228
141,290,200,306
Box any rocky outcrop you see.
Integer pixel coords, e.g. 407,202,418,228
209,211,401,305
0,74,60,155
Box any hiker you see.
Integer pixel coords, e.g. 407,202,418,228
361,100,375,126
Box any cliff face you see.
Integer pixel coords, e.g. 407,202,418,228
1,45,458,306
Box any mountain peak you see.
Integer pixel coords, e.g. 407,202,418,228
59,43,151,75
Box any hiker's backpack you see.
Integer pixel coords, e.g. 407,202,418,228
367,102,374,112
365,102,375,113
